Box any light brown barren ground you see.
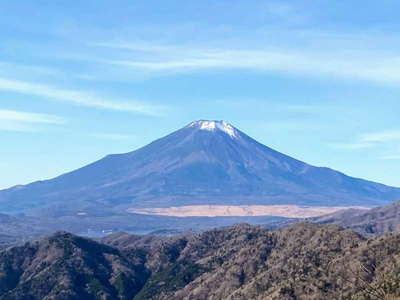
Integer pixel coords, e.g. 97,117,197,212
128,205,370,218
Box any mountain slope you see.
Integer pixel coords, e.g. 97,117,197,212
314,199,400,235
1,120,399,215
2,223,400,299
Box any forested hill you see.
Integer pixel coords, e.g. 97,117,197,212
1,223,400,299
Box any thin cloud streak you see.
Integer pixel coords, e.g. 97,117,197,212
0,78,165,116
0,109,64,132
332,142,375,150
380,155,400,160
91,133,134,140
98,43,400,86
334,130,400,152
361,131,400,143
0,61,62,78
0,109,64,124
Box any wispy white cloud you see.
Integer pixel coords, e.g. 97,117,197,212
331,142,375,150
264,2,294,17
334,130,400,151
361,130,400,143
262,2,308,25
0,78,166,116
91,133,134,140
0,109,64,124
0,62,62,78
380,155,400,160
0,109,64,132
95,42,400,86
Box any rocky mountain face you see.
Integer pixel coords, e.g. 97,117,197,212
1,120,399,216
1,223,400,299
314,199,400,235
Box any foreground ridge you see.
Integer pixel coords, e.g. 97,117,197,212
1,223,400,299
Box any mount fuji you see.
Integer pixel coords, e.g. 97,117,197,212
1,120,400,217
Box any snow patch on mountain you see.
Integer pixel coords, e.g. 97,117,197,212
188,120,238,138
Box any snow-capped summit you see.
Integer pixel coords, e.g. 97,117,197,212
187,120,238,138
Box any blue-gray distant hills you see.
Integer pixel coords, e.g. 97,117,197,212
1,120,400,215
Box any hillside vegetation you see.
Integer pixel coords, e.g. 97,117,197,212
1,223,400,299
314,200,400,235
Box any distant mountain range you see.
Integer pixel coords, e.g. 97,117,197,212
1,120,400,217
2,223,400,299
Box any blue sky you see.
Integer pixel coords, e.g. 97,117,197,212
1,0,400,189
